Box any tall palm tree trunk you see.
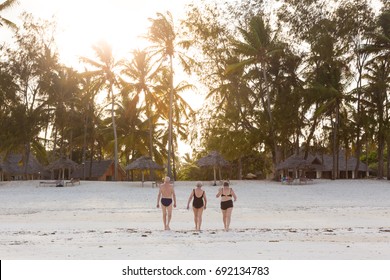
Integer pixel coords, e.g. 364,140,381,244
147,104,155,180
262,63,278,179
111,87,118,181
82,113,88,180
167,55,174,178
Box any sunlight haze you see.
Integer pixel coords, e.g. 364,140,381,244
6,0,192,66
2,0,201,157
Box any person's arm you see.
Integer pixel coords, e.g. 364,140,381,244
157,188,161,208
231,189,237,202
203,191,207,209
216,188,222,198
172,187,177,208
187,190,194,210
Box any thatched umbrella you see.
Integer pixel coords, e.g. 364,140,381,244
46,158,79,180
125,156,163,187
197,151,229,185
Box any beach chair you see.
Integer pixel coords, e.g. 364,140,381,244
39,180,62,187
299,176,313,184
65,178,80,186
281,176,293,185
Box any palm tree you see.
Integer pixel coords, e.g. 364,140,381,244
362,59,390,179
120,49,160,161
81,41,120,180
147,12,175,178
226,15,283,177
0,0,18,30
153,67,194,179
147,11,193,178
361,9,390,179
114,93,156,177
304,18,347,179
78,73,101,180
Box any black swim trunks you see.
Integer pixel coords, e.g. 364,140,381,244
161,198,173,207
220,200,233,210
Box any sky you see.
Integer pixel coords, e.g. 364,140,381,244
2,0,193,67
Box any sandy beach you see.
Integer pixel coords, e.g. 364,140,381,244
1,179,389,260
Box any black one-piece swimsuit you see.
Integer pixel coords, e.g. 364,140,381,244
192,190,204,209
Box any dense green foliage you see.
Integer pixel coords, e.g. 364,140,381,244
0,0,389,180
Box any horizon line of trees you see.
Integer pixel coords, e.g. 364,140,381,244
1,0,390,181
180,0,390,180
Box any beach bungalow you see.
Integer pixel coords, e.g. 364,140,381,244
70,159,126,181
276,153,323,179
277,151,372,179
0,153,44,181
315,153,371,179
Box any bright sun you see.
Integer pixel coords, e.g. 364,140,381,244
56,1,154,67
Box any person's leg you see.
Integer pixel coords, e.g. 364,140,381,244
225,208,233,231
162,206,167,230
221,209,227,230
197,207,204,231
193,208,198,230
166,205,173,230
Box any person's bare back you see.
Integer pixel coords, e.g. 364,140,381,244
156,176,176,230
160,181,174,198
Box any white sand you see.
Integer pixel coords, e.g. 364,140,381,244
0,179,389,259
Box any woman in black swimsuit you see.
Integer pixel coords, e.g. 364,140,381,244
216,181,237,231
187,182,207,231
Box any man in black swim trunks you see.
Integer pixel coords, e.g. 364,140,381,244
157,176,176,230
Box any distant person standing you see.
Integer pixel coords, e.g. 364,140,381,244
186,182,207,231
216,181,237,231
157,176,176,230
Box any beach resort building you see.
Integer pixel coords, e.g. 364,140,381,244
70,159,126,181
0,153,44,181
277,151,372,179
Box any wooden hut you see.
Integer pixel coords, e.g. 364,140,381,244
70,160,126,181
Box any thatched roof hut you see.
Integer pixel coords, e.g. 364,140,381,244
315,154,371,178
277,151,372,179
197,151,229,185
71,160,126,181
276,154,323,171
125,156,163,187
125,156,163,171
46,158,79,170
46,158,79,180
0,153,44,180
197,151,229,168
